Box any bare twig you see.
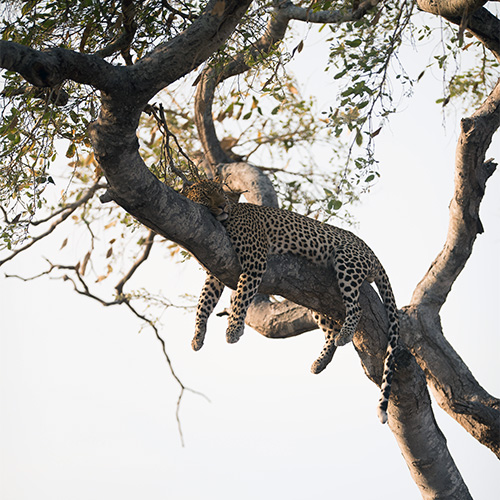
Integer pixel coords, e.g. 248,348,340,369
146,103,200,184
115,229,156,296
0,182,105,267
124,300,210,447
94,0,137,64
162,1,198,21
5,243,208,447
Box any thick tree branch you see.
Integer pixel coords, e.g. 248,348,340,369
417,1,500,60
411,79,500,310
0,41,123,92
244,295,317,338
402,305,500,457
405,77,500,456
416,0,488,18
217,162,279,207
1,0,253,102
386,348,473,500
279,0,381,23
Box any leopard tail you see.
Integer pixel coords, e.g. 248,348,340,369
374,267,399,424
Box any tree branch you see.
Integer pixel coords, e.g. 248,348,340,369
407,78,500,456
0,40,123,92
115,229,156,296
244,295,317,338
193,0,383,166
94,0,138,64
194,1,291,165
1,0,253,102
411,79,500,310
217,162,279,207
0,182,105,267
5,254,207,447
402,305,500,457
417,1,500,61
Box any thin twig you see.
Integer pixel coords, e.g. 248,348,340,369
6,251,209,447
146,103,200,184
115,229,156,296
0,182,105,267
124,300,210,447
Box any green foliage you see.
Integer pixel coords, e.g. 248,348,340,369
0,0,498,293
324,0,414,184
1,0,203,53
430,31,499,111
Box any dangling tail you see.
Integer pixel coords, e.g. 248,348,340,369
374,267,399,424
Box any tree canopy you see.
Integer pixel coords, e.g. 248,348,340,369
1,1,499,498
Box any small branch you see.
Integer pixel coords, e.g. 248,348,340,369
0,182,105,267
94,0,138,64
115,229,156,296
162,1,198,21
30,182,108,225
6,256,209,447
123,300,210,447
411,79,500,310
146,103,199,184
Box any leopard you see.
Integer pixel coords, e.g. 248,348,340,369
184,180,399,424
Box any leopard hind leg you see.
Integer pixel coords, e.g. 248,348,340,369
333,249,365,346
311,312,340,374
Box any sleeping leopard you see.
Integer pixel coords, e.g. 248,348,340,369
184,180,399,424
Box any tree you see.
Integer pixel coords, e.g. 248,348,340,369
0,1,499,498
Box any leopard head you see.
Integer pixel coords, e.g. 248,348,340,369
184,180,231,222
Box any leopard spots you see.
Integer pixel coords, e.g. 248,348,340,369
185,180,399,424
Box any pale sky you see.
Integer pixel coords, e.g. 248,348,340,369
1,12,499,500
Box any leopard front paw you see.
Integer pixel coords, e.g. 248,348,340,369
226,324,244,344
311,358,327,374
334,327,354,346
192,324,206,351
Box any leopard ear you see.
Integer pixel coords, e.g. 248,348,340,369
180,180,194,196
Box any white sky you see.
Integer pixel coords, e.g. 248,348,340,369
1,10,499,500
